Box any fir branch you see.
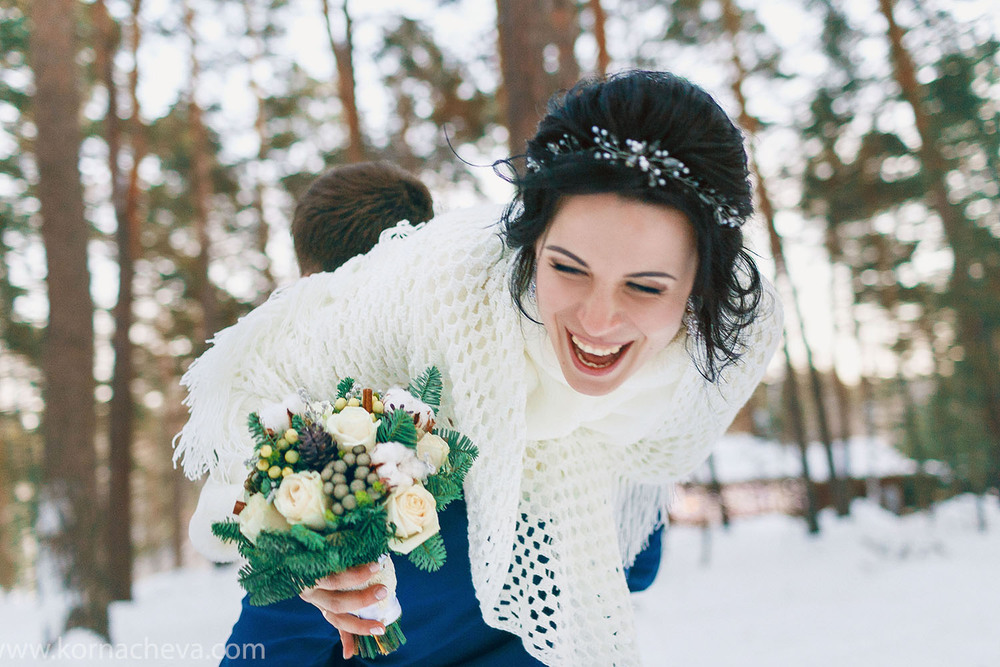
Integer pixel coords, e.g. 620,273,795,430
337,377,356,400
436,427,479,480
376,409,419,448
290,524,327,551
290,413,307,433
407,366,442,410
406,532,447,572
423,474,462,509
211,519,251,549
247,412,272,449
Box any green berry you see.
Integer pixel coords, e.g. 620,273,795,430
341,495,357,511
323,481,334,495
267,465,282,479
332,503,344,516
354,466,369,480
284,450,300,465
343,453,356,466
333,460,347,474
352,444,366,455
284,428,299,444
350,479,365,493
259,444,273,458
357,453,371,467
333,484,349,500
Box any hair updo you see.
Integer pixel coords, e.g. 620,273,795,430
500,70,764,382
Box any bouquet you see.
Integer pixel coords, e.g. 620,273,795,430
211,367,477,658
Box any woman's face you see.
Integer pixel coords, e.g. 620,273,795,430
533,193,698,396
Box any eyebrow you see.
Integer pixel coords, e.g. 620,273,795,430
545,245,677,281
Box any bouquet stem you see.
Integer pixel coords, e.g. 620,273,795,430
354,621,406,658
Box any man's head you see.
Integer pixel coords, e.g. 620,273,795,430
292,162,434,275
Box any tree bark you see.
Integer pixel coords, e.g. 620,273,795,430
29,0,109,638
782,345,821,534
321,0,364,162
588,0,610,77
495,0,548,155
94,0,135,602
548,0,580,91
242,0,276,297
183,1,218,353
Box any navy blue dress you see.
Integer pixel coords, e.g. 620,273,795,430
220,499,662,666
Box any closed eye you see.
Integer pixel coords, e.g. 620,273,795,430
627,282,664,295
550,261,586,276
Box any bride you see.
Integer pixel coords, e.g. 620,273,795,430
175,69,783,666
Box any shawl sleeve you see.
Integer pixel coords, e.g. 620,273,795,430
627,276,784,480
172,206,507,483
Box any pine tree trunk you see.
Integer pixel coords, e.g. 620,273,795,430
496,0,548,154
782,345,820,534
548,0,580,91
588,0,610,77
720,0,849,517
29,0,110,638
242,0,276,295
183,1,218,353
94,0,135,602
321,0,364,163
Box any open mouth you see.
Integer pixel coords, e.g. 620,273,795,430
569,333,631,370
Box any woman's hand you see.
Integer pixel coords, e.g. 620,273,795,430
299,562,389,659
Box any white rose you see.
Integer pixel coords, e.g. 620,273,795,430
382,387,436,432
238,493,291,544
416,433,450,472
385,483,440,554
325,406,380,453
273,471,329,530
371,442,432,488
259,393,305,432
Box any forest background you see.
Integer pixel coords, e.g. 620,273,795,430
1,0,998,642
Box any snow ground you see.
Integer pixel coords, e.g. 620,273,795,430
1,495,996,666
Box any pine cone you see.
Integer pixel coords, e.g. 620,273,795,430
297,422,336,468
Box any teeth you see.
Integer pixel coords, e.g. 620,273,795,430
571,335,623,357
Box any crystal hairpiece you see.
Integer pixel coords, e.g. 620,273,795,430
525,126,746,228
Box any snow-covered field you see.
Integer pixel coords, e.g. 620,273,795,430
1,495,996,666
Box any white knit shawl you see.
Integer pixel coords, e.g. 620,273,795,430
174,205,783,666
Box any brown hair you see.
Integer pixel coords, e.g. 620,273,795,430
291,162,434,275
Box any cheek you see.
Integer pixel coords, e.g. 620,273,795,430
636,300,686,344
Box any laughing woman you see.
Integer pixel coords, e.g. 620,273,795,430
175,70,783,666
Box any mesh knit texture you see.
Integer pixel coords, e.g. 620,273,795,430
174,205,783,666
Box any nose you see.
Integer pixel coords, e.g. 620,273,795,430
577,286,622,337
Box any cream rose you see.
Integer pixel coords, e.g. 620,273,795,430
385,483,440,554
325,406,380,453
416,433,450,472
273,471,329,530
238,493,291,543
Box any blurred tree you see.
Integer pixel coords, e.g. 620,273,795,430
28,0,110,639
321,0,364,163
377,16,500,185
802,0,1000,504
661,0,849,519
92,0,144,602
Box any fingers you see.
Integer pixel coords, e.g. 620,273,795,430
312,562,381,590
301,582,387,615
322,609,384,638
339,630,356,660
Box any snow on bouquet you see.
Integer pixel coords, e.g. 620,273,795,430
211,366,477,658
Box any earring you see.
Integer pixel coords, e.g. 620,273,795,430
683,297,699,339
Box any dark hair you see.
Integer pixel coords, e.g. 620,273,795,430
500,70,763,382
292,162,434,275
